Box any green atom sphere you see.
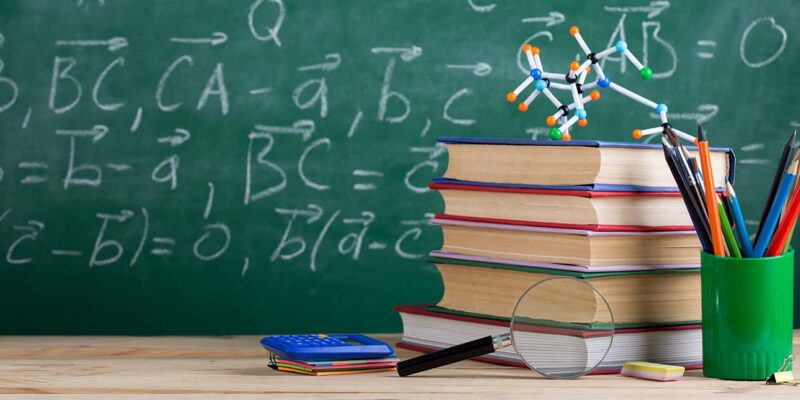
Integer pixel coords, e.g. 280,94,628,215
549,127,562,140
640,66,653,80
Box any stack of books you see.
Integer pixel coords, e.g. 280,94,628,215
396,137,735,373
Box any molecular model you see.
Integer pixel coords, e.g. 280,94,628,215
506,26,695,143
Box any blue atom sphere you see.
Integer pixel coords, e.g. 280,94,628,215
615,40,627,52
655,103,668,114
535,80,547,91
598,77,611,88
529,68,542,80
576,109,587,119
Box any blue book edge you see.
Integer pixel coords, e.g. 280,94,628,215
436,137,737,188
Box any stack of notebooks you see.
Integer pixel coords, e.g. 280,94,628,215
269,356,399,376
396,137,735,373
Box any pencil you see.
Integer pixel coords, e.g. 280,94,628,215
782,213,799,253
769,161,800,255
687,157,707,209
675,149,712,244
726,181,754,257
668,128,708,214
755,130,797,239
717,195,741,258
782,222,796,253
662,138,712,252
663,135,710,236
697,125,726,256
766,178,800,256
753,154,799,257
779,161,800,252
782,160,800,215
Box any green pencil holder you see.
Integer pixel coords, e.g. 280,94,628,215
700,251,794,380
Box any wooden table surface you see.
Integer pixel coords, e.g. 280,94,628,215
0,334,798,399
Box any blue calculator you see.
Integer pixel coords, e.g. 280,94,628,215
259,334,395,361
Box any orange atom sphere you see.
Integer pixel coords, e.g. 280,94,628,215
632,129,643,139
569,26,579,36
530,46,540,55
562,133,572,141
522,44,532,53
578,119,588,128
518,103,528,112
590,90,601,101
545,116,556,126
570,61,580,71
506,92,517,102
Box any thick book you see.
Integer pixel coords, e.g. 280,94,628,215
431,182,693,231
438,137,735,191
395,305,702,374
429,256,700,326
429,250,699,272
434,217,701,267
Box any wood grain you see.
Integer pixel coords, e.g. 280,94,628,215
0,334,798,398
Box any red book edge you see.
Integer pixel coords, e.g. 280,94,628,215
394,304,702,335
435,213,695,232
429,182,683,198
395,341,703,374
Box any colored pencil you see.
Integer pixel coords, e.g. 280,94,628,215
782,209,798,254
662,138,712,252
686,157,707,210
663,135,711,237
726,181,754,257
755,130,797,239
717,195,741,258
665,127,712,233
753,154,799,257
696,125,726,256
768,161,800,256
782,223,796,253
783,162,800,212
678,145,707,206
777,162,800,253
766,183,800,256
668,128,708,215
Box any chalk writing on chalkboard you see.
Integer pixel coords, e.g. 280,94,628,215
1,3,796,271
1,0,799,335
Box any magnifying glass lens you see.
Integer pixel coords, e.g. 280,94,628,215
510,277,614,379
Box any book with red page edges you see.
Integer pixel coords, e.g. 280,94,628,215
431,181,729,232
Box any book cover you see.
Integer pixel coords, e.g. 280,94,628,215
429,255,700,326
431,182,714,232
432,217,697,237
436,137,736,192
396,304,702,333
395,304,703,374
429,250,700,273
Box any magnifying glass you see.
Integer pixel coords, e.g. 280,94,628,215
397,276,615,379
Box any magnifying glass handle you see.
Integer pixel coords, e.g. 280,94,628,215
397,334,511,377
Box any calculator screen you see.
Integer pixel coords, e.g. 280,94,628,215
340,338,363,346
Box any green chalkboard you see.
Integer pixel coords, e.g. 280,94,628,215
1,0,798,334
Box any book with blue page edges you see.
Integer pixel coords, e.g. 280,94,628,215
438,137,734,192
